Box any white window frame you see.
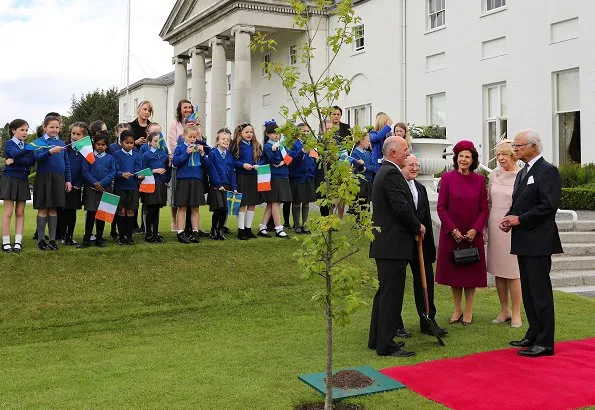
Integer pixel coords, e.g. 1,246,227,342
353,25,365,53
261,52,271,77
554,68,580,165
133,98,138,110
484,0,506,13
187,88,192,99
427,0,445,31
346,104,372,127
288,44,297,65
483,82,507,167
427,92,446,127
226,74,232,93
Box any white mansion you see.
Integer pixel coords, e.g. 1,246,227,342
118,0,593,166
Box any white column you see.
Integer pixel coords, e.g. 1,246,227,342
231,25,255,126
190,47,207,128
172,55,190,108
209,37,227,140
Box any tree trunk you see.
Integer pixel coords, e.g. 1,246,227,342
324,270,333,410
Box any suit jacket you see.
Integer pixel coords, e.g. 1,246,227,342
414,180,436,262
506,157,563,256
369,160,421,260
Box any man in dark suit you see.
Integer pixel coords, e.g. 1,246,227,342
368,137,426,357
500,129,563,357
399,155,448,337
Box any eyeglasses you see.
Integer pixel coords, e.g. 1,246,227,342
512,143,531,148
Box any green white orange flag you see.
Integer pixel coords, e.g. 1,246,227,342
257,164,271,192
137,168,155,193
72,136,95,164
280,145,293,165
95,192,120,223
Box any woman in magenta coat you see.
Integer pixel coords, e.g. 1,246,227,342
436,140,489,326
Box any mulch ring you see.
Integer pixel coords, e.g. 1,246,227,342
326,370,374,389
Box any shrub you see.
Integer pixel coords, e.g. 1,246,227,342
560,187,595,210
558,163,595,188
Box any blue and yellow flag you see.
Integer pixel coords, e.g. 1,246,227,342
226,191,243,215
157,132,168,153
25,140,49,151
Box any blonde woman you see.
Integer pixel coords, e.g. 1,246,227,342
370,114,393,165
128,100,153,149
487,141,522,327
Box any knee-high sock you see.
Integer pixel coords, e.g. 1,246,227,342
48,215,58,241
127,215,135,238
153,206,161,235
96,220,105,238
145,207,155,235
245,210,255,229
67,210,77,237
185,207,192,232
59,210,68,239
301,204,310,227
37,216,47,240
84,212,95,238
55,209,63,240
117,215,126,239
292,204,301,229
219,210,227,230
283,202,291,226
211,211,218,231
237,211,245,230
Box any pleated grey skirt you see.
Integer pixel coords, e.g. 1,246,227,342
0,175,30,201
33,172,65,209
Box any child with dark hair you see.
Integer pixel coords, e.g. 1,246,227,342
79,132,116,248
142,132,171,243
288,123,316,234
89,120,107,140
1,119,35,252
108,123,132,240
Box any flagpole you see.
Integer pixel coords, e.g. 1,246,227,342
125,0,132,121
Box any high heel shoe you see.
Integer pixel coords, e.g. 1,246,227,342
449,313,463,324
462,315,473,326
511,321,522,328
492,315,512,324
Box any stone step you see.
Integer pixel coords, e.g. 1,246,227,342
554,285,595,297
551,256,595,272
559,231,595,243
550,271,595,287
562,243,595,256
556,220,595,232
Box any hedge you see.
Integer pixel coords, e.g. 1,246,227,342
560,187,595,210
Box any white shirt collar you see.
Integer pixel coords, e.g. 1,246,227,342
526,154,542,169
122,148,133,156
11,136,23,146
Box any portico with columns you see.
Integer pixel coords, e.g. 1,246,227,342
160,0,305,144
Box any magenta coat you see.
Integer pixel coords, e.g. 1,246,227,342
435,170,489,287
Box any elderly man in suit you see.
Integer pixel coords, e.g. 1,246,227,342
397,155,448,338
368,136,426,357
500,129,563,357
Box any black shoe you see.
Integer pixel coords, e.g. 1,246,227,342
517,345,554,357
222,226,231,234
47,240,59,250
217,229,226,240
275,229,289,238
190,232,200,243
95,237,107,247
154,234,166,243
33,231,38,240
198,230,210,238
133,228,144,235
2,244,13,253
257,229,271,238
177,232,191,244
110,231,119,241
396,328,412,338
294,227,303,234
12,243,22,253
118,237,127,245
125,236,135,245
301,228,311,234
77,238,92,248
237,229,248,241
245,228,257,239
283,223,291,228
421,325,448,336
510,338,535,348
210,229,218,240
145,234,155,243
379,348,415,357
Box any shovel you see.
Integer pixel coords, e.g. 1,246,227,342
417,236,445,346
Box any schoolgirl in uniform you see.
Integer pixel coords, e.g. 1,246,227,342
256,122,297,238
109,122,132,240
113,130,143,245
141,132,171,243
289,123,317,234
207,128,237,240
230,123,262,240
350,132,376,222
61,122,88,246
1,119,35,252
32,115,72,250
80,132,116,248
172,124,210,244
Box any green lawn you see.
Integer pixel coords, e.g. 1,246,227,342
1,205,594,409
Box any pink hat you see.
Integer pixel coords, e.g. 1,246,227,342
453,140,475,155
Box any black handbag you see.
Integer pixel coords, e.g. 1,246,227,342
452,242,480,265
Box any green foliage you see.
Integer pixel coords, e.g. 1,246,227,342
560,187,595,210
62,87,120,137
409,124,447,139
558,162,595,188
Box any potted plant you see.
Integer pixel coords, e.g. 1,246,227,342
408,124,452,194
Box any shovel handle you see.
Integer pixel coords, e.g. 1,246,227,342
417,237,428,289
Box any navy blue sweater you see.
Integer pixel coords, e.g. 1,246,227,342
3,139,35,180
173,143,212,180
67,148,85,188
351,147,377,182
208,148,237,190
142,149,171,183
32,135,71,182
233,140,260,176
289,149,316,182
82,153,116,189
369,125,392,165
113,149,143,191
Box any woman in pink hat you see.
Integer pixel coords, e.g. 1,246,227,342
436,140,489,326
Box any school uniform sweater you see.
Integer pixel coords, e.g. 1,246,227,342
3,138,35,180
173,144,211,180
113,149,143,191
351,147,377,182
369,125,392,165
33,135,72,182
67,149,85,188
262,139,304,179
82,153,116,188
208,148,237,190
142,149,170,183
233,140,259,176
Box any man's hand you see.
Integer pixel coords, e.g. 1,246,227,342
502,215,520,227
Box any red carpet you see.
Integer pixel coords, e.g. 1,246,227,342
381,338,595,410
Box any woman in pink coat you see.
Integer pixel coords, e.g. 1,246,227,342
436,140,489,326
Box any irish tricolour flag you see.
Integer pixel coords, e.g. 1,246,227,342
72,136,95,164
138,168,155,193
280,145,292,165
95,192,120,223
257,164,271,192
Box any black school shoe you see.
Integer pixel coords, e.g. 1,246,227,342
125,236,136,245
245,228,257,239
12,243,23,253
95,237,107,247
216,229,227,240
153,234,166,243
2,244,13,253
38,240,50,251
145,234,155,243
198,230,210,238
47,240,59,250
222,227,231,234
189,232,201,243
177,232,192,244
237,229,248,240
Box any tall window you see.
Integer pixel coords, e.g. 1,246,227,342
485,0,506,12
484,83,507,168
354,25,365,52
262,52,271,76
289,44,297,65
555,69,580,164
428,0,445,30
346,104,372,127
427,93,446,127
187,88,192,99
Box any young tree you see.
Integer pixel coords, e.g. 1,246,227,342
252,1,375,408
62,87,120,136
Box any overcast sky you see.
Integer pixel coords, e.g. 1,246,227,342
0,0,176,128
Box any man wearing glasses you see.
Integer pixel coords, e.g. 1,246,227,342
500,129,562,357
